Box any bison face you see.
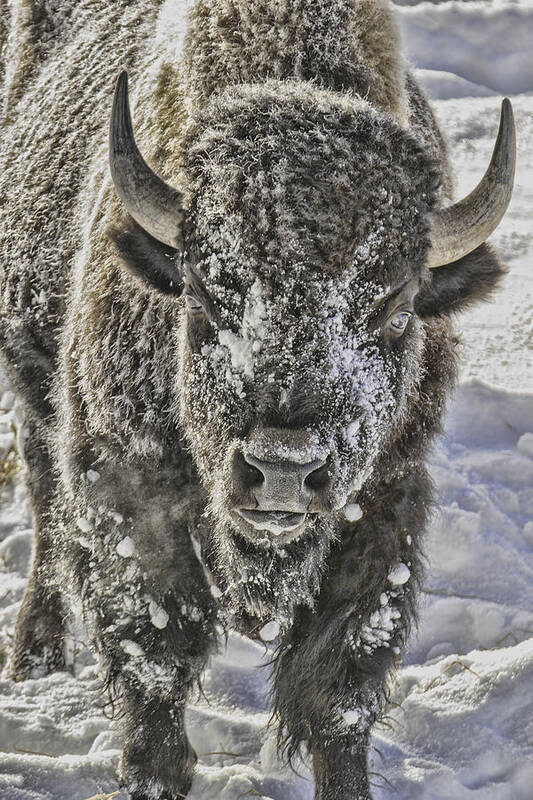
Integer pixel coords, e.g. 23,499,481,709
176,251,427,620
109,76,514,618
178,258,424,544
175,85,435,552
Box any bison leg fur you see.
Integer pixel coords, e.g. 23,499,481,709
120,688,198,800
275,622,399,799
8,417,66,680
63,458,218,799
273,490,422,799
274,637,383,799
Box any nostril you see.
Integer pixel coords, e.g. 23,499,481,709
234,450,264,490
304,460,331,492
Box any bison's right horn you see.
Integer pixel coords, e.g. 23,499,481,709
426,98,516,269
109,71,185,250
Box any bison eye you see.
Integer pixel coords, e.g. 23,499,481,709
185,294,204,315
386,310,411,337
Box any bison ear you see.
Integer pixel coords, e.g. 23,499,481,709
107,217,183,297
414,242,506,318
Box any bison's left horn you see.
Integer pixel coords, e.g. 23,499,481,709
110,71,185,249
426,98,516,269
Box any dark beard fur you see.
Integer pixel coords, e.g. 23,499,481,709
206,516,335,629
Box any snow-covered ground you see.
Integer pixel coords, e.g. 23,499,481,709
400,0,533,393
1,1,532,799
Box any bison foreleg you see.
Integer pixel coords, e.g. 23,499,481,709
62,458,218,800
9,579,65,681
275,625,400,800
120,688,198,800
274,631,383,800
274,555,415,799
8,418,66,680
312,737,372,800
79,540,217,800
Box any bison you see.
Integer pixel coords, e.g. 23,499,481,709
0,1,515,798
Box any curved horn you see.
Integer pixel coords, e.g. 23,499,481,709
426,98,516,269
109,71,185,249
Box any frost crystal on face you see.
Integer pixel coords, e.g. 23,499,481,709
0,390,15,410
218,329,254,379
345,419,360,443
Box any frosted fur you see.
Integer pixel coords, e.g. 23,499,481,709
0,2,507,800
184,0,408,121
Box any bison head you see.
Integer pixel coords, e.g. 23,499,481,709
109,73,515,620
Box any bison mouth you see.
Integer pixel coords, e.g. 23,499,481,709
232,507,309,541
227,432,334,543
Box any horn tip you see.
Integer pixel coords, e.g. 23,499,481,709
115,70,128,95
502,97,512,109
110,70,135,162
499,97,516,159
501,97,514,125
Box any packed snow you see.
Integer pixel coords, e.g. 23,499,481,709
1,0,532,799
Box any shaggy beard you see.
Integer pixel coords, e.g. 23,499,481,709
210,514,335,627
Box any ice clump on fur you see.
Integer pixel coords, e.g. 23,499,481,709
388,563,411,586
343,503,363,522
116,537,135,558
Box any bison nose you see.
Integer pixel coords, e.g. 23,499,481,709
233,451,330,513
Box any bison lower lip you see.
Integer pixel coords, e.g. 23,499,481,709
237,509,306,535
